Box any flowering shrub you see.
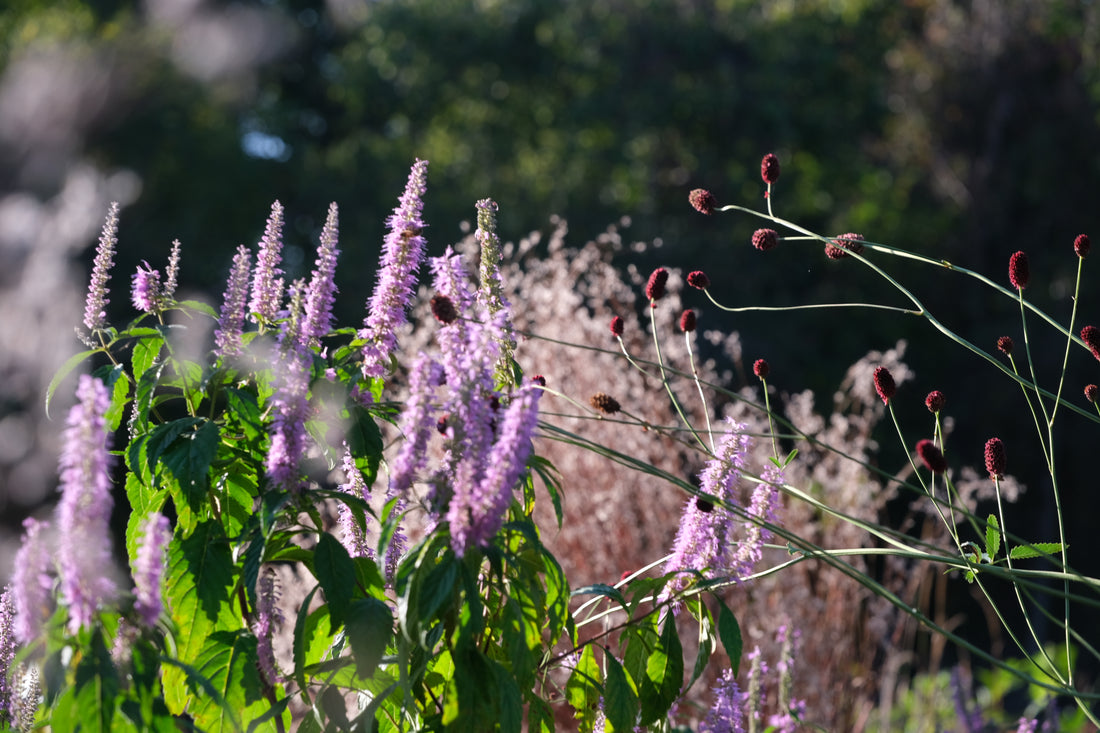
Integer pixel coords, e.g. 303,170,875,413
3,152,1098,732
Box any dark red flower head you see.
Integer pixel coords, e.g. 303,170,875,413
679,309,696,333
925,390,946,413
984,437,1006,479
695,497,714,513
610,315,624,337
753,359,770,380
915,439,947,474
1009,251,1029,290
997,336,1014,356
689,189,718,215
532,374,547,387
590,392,621,415
1085,384,1099,403
760,153,781,184
686,270,710,289
752,228,779,251
873,366,896,404
825,233,865,259
430,293,458,324
1074,234,1090,258
1082,325,1100,362
645,267,669,302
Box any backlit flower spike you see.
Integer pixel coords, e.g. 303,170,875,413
300,202,341,347
164,239,182,300
0,588,17,718
476,198,517,385
388,354,444,498
265,281,313,491
11,518,51,644
132,513,171,629
214,245,253,359
361,159,430,378
249,200,286,325
337,446,376,560
57,375,117,633
447,383,542,557
83,201,120,333
732,461,783,581
253,568,284,686
700,668,746,733
131,261,162,314
662,418,752,601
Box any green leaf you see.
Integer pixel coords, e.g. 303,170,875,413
131,333,165,382
492,661,524,733
73,628,120,732
564,644,601,719
45,348,98,418
345,597,393,680
159,419,219,511
132,362,165,433
571,584,626,611
717,598,743,677
986,514,1001,560
124,471,167,565
688,600,715,690
526,695,555,733
292,586,323,694
190,630,275,733
639,613,683,724
314,532,356,629
1009,542,1065,560
163,520,239,715
175,298,219,318
604,653,638,732
346,404,384,485
225,386,265,442
100,365,131,432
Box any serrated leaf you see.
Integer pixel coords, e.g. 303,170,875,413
73,628,119,732
986,514,1001,560
1009,542,1064,560
190,630,273,733
346,597,393,680
492,661,524,733
131,334,165,382
604,653,638,732
160,420,219,510
314,533,356,629
565,644,601,718
100,365,131,432
638,614,682,725
163,520,238,715
346,405,384,486
717,598,743,678
125,471,167,565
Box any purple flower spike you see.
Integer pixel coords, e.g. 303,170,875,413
12,518,51,644
662,418,751,601
249,201,286,325
83,202,120,333
337,446,375,560
388,354,444,498
731,461,783,582
0,588,17,717
214,245,253,359
361,159,430,378
700,668,746,733
132,513,171,629
253,568,284,686
57,375,117,634
131,261,162,314
266,282,313,491
301,203,341,347
164,239,182,300
447,384,542,557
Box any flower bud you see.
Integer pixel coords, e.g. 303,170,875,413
825,233,865,259
925,390,946,413
689,188,717,215
916,439,947,474
984,437,1006,479
590,392,621,415
873,366,896,404
760,153,780,184
610,315,624,337
752,228,779,251
686,270,710,289
1074,234,1090,258
753,359,770,379
997,336,1014,356
430,293,458,324
645,268,669,302
679,310,696,332
1008,251,1029,289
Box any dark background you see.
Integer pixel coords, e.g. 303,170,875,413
1,0,1098,690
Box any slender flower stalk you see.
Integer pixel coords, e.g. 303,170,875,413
249,201,286,325
361,159,430,378
214,245,253,359
132,513,171,629
83,202,120,333
11,518,51,644
300,203,341,347
57,375,117,634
